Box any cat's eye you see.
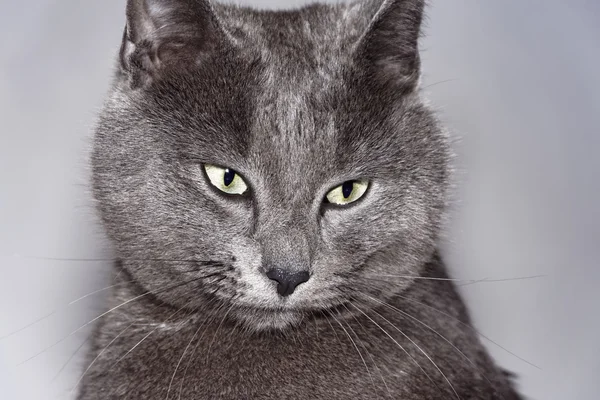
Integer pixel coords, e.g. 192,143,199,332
204,164,248,195
325,180,369,205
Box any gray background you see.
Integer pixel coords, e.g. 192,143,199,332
0,1,598,399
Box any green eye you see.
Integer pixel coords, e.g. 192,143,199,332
325,180,369,205
204,164,248,195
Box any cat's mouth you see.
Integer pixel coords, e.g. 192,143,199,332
231,301,352,331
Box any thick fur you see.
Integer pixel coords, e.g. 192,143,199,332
81,0,523,398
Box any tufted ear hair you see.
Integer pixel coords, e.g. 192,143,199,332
120,0,231,88
355,0,425,91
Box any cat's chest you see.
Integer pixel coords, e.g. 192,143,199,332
79,315,446,399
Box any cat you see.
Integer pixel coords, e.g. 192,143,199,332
78,0,524,398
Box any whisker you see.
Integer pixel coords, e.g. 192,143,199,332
347,303,440,394
69,293,185,395
15,254,229,264
50,332,91,383
173,307,200,331
220,311,242,354
322,312,347,358
0,310,58,341
328,310,374,391
311,316,330,356
112,327,158,367
1,269,225,341
69,321,137,396
69,283,124,306
421,78,458,90
340,315,377,391
204,304,234,364
364,274,546,284
177,322,208,400
341,304,392,398
353,303,460,399
395,293,541,370
362,293,500,396
16,276,207,366
112,268,124,282
166,323,204,400
112,299,196,366
456,275,545,286
167,303,229,400
177,298,236,399
1,280,136,342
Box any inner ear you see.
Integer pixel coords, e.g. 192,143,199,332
120,0,231,88
355,0,425,90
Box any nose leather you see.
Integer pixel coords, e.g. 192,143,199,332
266,268,310,297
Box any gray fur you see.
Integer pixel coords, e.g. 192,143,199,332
81,0,523,398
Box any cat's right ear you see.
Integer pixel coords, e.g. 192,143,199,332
120,0,231,88
355,0,425,91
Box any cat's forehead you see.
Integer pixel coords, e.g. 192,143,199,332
217,2,371,72
210,4,385,167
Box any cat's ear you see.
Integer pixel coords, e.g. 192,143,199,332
356,0,425,90
120,0,231,88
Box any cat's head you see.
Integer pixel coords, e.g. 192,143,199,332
93,0,450,331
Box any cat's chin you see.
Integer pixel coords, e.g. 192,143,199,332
230,301,353,333
233,307,304,332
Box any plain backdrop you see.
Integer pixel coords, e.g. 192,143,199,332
1,1,598,399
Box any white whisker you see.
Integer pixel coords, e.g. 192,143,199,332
50,332,91,383
16,276,203,366
363,294,500,395
396,293,541,370
356,304,460,399
365,274,545,284
177,310,219,400
341,304,392,398
70,321,136,396
166,321,205,400
348,303,440,394
204,304,234,364
328,310,374,391
113,299,195,366
323,312,347,358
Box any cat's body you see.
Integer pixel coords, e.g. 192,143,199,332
80,0,523,398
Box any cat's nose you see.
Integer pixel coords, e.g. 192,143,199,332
266,268,310,297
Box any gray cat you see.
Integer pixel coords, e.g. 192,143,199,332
79,0,524,398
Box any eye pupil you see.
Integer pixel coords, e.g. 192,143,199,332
223,169,236,187
342,181,354,198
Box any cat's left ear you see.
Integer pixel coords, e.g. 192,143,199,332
355,0,425,91
120,0,232,88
